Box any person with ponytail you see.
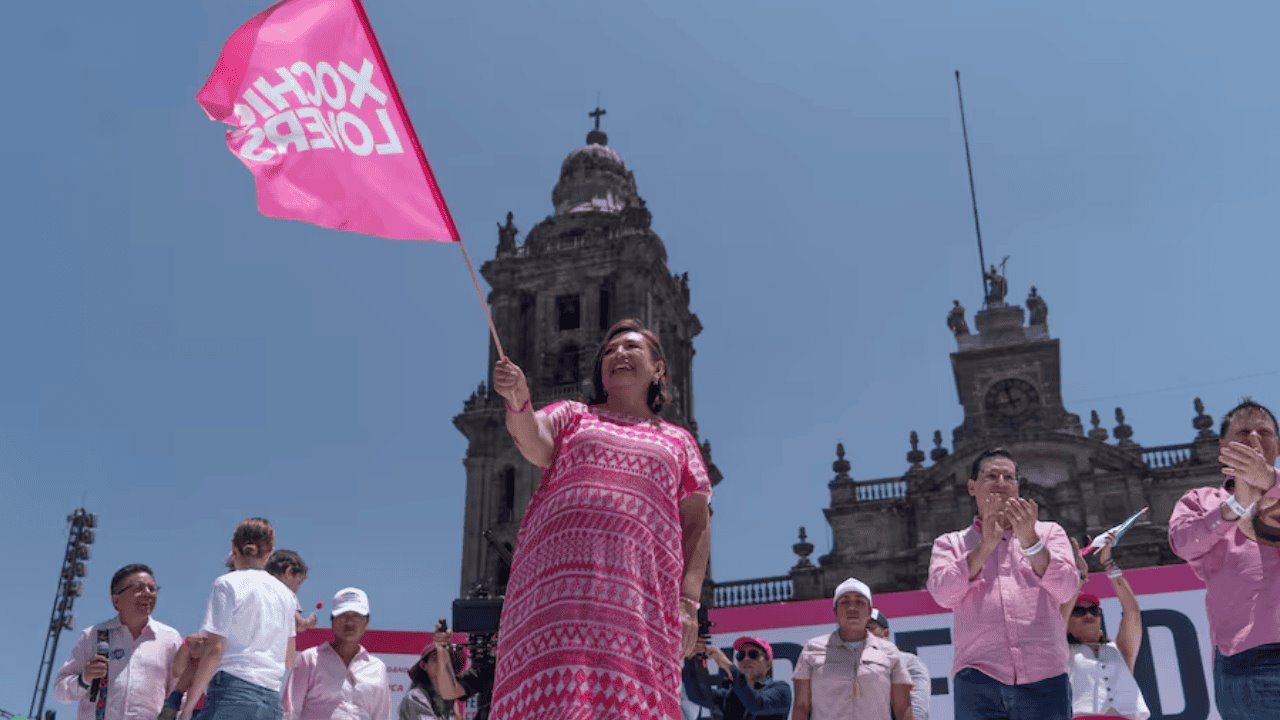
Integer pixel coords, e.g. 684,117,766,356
488,319,713,720
179,518,299,720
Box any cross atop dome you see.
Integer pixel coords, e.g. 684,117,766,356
587,106,608,146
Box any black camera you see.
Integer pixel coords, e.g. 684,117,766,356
452,597,504,634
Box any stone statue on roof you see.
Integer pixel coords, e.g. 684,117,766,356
497,211,518,254
985,256,1009,305
947,300,970,337
1027,285,1048,326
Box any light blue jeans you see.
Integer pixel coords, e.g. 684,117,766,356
1214,643,1280,720
199,671,282,720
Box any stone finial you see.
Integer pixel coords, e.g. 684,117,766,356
1113,407,1135,446
1193,397,1216,439
1087,409,1109,442
930,430,949,463
833,443,852,480
792,526,815,569
1026,285,1048,327
464,382,488,410
947,300,970,337
907,431,926,469
496,211,518,255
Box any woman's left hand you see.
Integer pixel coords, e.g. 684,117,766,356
680,604,699,658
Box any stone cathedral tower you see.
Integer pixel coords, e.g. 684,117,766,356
453,112,718,596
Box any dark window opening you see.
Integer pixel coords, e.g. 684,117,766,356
599,286,611,330
554,344,580,385
557,294,580,331
497,467,516,523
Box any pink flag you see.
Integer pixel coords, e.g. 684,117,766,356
197,0,459,242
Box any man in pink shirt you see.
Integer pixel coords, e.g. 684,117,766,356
927,448,1078,720
284,587,390,720
53,563,183,720
1169,399,1280,720
792,578,914,720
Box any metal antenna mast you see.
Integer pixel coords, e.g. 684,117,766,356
954,71,990,304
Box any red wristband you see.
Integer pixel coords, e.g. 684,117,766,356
505,398,530,414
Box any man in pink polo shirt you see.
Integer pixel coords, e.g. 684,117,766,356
927,448,1078,720
284,587,390,720
792,577,914,720
1169,399,1280,720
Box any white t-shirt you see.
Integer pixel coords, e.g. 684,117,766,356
201,568,297,691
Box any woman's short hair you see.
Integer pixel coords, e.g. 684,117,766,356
588,319,672,414
232,517,275,559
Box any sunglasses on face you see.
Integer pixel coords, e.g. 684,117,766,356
1072,605,1102,617
735,649,764,661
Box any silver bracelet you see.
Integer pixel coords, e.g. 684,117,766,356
1225,494,1254,519
1020,536,1046,556
1107,568,1124,579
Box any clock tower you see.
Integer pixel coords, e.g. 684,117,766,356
949,297,1081,454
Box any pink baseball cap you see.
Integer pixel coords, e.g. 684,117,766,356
732,636,773,660
1075,593,1101,607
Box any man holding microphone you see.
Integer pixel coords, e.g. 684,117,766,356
53,563,183,720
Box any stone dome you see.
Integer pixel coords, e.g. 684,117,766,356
551,131,642,216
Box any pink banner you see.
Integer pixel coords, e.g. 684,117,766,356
197,0,459,242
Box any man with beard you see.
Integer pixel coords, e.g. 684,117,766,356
1170,399,1280,720
927,448,1078,720
53,563,183,720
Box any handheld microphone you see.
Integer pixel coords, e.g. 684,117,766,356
89,639,109,701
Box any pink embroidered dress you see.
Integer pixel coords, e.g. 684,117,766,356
490,401,712,720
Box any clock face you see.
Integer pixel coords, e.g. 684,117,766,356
984,378,1040,418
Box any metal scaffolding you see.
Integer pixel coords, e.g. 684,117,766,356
29,508,96,719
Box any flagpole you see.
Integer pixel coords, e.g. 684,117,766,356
347,0,506,358
458,240,506,359
954,70,989,304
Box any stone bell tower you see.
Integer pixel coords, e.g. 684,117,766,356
453,110,719,596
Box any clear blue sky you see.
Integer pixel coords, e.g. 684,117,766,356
3,0,1278,711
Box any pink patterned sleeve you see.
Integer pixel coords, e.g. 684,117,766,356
538,400,586,449
678,429,712,500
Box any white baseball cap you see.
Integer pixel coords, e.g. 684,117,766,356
833,577,872,607
331,587,370,617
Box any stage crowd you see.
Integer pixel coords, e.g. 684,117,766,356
54,329,1280,720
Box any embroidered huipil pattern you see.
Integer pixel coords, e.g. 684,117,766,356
490,401,711,720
